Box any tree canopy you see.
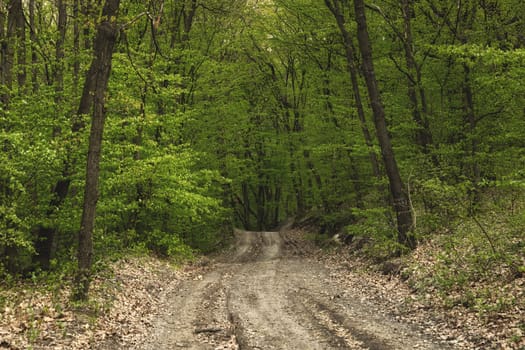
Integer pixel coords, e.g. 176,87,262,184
1,0,523,298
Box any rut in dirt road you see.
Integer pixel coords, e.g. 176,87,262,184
134,229,453,350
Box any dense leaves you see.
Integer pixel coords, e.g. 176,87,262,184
0,0,523,312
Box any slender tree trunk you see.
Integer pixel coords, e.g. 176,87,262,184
181,0,197,45
325,0,381,179
34,0,68,266
4,0,25,95
73,0,120,301
82,0,94,50
401,0,434,155
14,0,24,91
29,0,38,93
54,0,67,136
73,0,80,92
272,185,281,227
303,148,325,206
353,0,415,248
256,183,266,231
33,0,99,269
55,0,66,96
289,155,305,216
325,0,394,229
240,182,249,228
462,64,481,212
0,3,7,106
2,0,16,106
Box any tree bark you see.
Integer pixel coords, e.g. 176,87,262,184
29,0,38,92
55,0,67,103
182,0,198,45
401,0,434,156
0,3,7,106
73,0,80,92
353,0,415,248
52,0,67,137
82,0,94,50
462,63,481,212
14,0,24,91
33,0,71,263
73,0,120,301
33,0,99,270
324,0,381,179
2,0,16,106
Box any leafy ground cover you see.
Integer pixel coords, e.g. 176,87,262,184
323,226,525,349
0,256,208,350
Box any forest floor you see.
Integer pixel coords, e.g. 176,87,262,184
1,226,523,349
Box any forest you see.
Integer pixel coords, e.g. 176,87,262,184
0,0,524,347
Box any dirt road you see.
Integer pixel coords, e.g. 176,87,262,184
134,229,451,350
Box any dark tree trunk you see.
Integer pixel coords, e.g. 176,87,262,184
52,0,67,138
33,174,70,270
73,0,80,92
290,157,305,216
2,0,16,106
55,0,67,103
29,0,38,92
14,0,24,91
241,181,251,229
82,0,94,50
273,185,281,227
462,64,481,212
73,0,121,301
0,4,6,106
401,0,434,156
303,148,325,208
325,0,381,179
33,0,100,270
1,0,26,101
182,0,198,44
256,183,266,231
353,0,415,248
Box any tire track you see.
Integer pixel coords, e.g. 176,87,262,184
133,229,456,350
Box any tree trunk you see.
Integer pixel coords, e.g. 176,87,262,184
73,0,120,301
401,0,434,155
14,0,24,91
182,0,198,45
73,0,80,92
55,0,67,102
462,64,481,212
29,0,38,92
82,0,94,50
325,0,381,179
0,3,6,106
2,0,16,106
33,0,100,270
241,181,251,229
53,0,67,137
353,0,415,248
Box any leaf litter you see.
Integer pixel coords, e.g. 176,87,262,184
0,228,523,349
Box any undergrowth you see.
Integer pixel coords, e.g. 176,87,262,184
327,184,525,321
404,206,524,318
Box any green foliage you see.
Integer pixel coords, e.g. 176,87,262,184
96,139,228,256
405,197,525,314
429,44,525,66
0,0,523,307
345,207,409,260
0,91,80,273
414,178,470,232
144,229,193,260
